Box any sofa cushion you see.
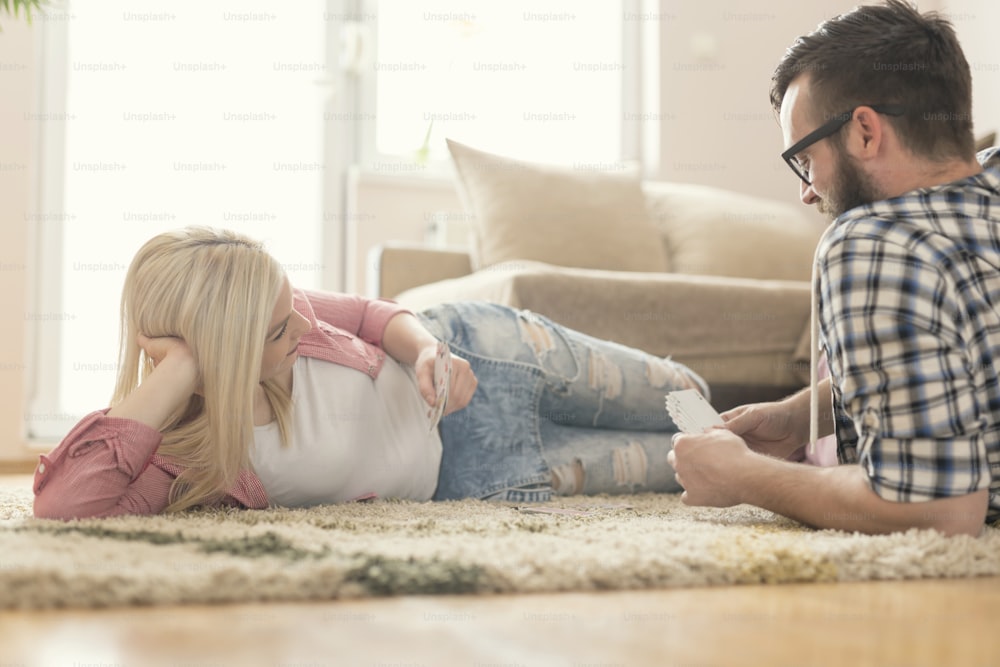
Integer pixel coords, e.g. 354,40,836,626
643,181,826,282
446,139,670,273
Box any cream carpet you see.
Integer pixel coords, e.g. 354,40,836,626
2,484,999,609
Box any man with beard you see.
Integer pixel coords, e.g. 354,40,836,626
667,0,1000,536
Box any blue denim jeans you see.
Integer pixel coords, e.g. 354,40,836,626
417,302,704,502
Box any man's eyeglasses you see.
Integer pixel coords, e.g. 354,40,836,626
781,104,906,185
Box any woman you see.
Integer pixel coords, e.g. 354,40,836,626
33,227,707,519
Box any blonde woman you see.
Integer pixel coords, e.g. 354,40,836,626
33,227,707,519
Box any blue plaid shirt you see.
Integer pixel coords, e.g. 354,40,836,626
818,147,1000,521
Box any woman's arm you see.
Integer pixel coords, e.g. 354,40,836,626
382,312,478,416
381,311,440,366
33,411,175,519
107,335,199,430
34,336,199,519
295,288,409,346
297,288,477,414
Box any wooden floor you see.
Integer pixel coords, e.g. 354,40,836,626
3,474,1000,667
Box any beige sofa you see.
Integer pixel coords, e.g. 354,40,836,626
370,141,828,411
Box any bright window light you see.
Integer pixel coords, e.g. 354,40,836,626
50,0,325,422
371,0,624,165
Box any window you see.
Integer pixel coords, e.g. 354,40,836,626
356,0,651,170
26,0,657,441
27,0,328,439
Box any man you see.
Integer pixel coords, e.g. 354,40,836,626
667,0,1000,536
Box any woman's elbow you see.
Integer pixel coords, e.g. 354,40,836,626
33,484,131,520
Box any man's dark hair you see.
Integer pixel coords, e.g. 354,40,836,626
770,0,975,161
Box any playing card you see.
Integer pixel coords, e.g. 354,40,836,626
664,389,724,434
428,340,452,432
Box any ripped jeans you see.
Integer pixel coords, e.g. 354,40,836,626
417,302,705,502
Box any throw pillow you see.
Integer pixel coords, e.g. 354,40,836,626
644,180,826,282
446,139,669,272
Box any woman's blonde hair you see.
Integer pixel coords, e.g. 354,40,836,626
113,227,291,512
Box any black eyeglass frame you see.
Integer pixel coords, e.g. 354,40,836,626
781,104,906,185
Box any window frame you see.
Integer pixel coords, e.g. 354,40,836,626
24,8,72,443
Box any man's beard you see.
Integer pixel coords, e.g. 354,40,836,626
817,147,885,220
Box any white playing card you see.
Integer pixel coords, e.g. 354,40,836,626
428,341,452,432
664,389,724,434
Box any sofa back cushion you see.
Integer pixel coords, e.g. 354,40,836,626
447,139,670,273
643,180,827,282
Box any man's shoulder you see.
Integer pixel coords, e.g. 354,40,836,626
825,154,1000,259
978,145,1000,171
821,205,918,258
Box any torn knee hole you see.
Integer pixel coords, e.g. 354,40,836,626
646,357,698,392
551,459,585,495
587,349,624,399
613,441,648,487
517,314,556,356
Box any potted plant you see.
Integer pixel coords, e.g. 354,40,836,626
0,0,44,26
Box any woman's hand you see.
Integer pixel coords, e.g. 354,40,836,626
382,312,478,417
137,334,201,394
107,334,200,429
414,344,477,416
137,333,194,369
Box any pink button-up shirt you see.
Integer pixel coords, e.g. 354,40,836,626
32,289,410,520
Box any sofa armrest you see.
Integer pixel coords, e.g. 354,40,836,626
368,242,473,298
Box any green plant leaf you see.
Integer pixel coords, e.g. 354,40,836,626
0,0,45,26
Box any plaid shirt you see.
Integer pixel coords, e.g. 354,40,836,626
818,147,1000,521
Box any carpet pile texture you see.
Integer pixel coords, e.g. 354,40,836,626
2,485,998,609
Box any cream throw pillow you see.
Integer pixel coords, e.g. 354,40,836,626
446,139,669,272
643,180,826,282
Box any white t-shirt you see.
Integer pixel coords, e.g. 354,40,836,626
250,355,443,507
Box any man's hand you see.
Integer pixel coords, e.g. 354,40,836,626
721,402,807,461
667,428,753,507
720,378,834,460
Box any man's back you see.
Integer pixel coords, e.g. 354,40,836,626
818,147,1000,518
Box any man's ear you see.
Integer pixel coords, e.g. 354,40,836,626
849,106,884,158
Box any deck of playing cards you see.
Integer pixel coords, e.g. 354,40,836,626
665,389,724,434
428,340,452,432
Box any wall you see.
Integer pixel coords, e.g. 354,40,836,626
0,17,36,466
344,168,463,296
656,0,999,209
940,0,1000,141
656,0,858,207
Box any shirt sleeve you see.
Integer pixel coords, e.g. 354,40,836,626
33,410,175,519
294,288,411,347
819,229,991,502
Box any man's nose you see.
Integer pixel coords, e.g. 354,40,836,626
800,179,820,205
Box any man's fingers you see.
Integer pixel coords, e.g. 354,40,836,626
720,409,756,435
